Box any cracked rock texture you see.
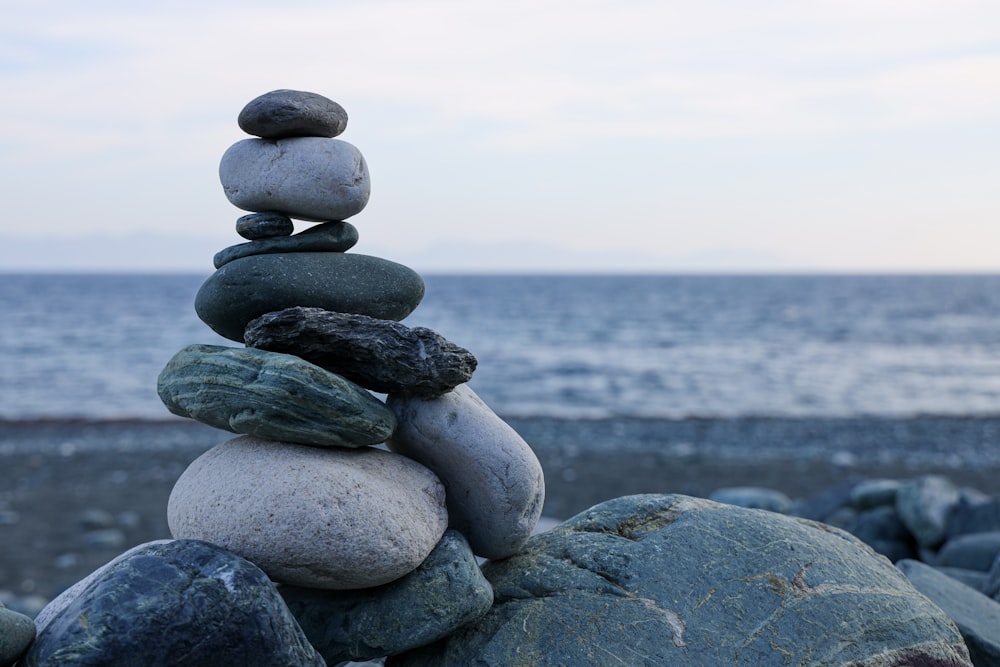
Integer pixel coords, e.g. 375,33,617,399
157,344,395,448
245,307,477,397
388,384,544,560
168,436,448,589
390,494,972,667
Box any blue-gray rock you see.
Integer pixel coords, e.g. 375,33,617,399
157,344,395,447
708,486,791,513
22,540,325,667
281,530,492,664
949,496,1000,539
220,137,368,221
938,531,1000,572
896,474,961,548
215,221,359,268
245,307,477,397
169,437,447,590
0,605,35,666
390,494,972,666
987,555,1000,600
936,566,990,591
388,384,544,560
236,212,295,240
195,252,425,342
238,89,348,139
789,479,858,522
849,478,902,510
844,505,917,563
898,558,1000,666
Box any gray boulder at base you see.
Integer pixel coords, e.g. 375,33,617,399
245,307,477,397
0,605,35,666
388,384,544,560
236,211,294,239
168,436,448,589
898,558,1000,665
220,137,368,221
896,474,961,548
195,252,424,342
157,344,395,448
281,530,492,664
390,494,972,667
238,89,348,139
22,540,324,667
215,220,359,268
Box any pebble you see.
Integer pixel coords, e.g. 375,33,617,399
214,220,359,268
245,307,477,397
0,605,35,666
388,384,544,560
78,508,115,530
707,486,791,513
895,474,960,548
167,436,448,589
82,528,126,550
157,344,396,448
936,531,1000,572
220,137,369,221
238,89,348,139
281,530,492,664
391,494,972,666
195,252,425,342
849,478,901,510
236,212,294,240
24,540,325,667
947,495,1000,539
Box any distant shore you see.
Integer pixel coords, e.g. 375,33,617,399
3,416,1000,605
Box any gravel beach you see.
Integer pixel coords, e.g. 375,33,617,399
3,416,999,607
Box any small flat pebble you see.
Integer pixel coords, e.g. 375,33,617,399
214,220,359,268
236,212,294,240
849,478,901,510
238,89,348,139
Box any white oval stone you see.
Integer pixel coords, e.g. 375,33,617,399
387,384,545,560
167,436,447,589
219,137,370,221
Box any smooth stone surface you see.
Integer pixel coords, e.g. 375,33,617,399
898,558,1000,665
245,307,477,397
392,494,971,666
23,540,324,667
948,496,1000,539
236,212,294,240
388,384,544,560
0,605,35,666
707,486,791,513
843,505,917,563
220,137,369,221
195,252,425,342
896,474,960,548
987,555,1000,601
849,478,902,510
215,221,359,268
168,436,448,589
936,566,990,591
238,89,348,139
157,344,395,447
281,530,492,664
938,531,1000,572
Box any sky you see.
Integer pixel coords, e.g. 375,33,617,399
1,0,998,273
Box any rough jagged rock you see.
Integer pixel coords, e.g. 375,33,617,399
157,344,396,447
238,89,348,139
281,530,492,664
390,494,972,666
245,307,477,397
215,221,359,268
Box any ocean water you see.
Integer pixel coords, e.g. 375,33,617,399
1,273,1000,422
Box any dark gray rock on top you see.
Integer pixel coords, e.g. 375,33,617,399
390,494,972,666
281,530,492,664
215,221,359,268
195,252,425,342
245,307,476,397
236,212,295,240
157,344,396,447
238,89,348,139
22,540,325,667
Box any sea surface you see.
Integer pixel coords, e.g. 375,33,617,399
2,273,1000,423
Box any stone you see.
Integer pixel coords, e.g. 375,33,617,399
220,137,369,221
936,566,990,591
281,530,492,664
22,540,325,667
168,436,448,589
157,344,395,448
238,89,348,139
195,252,425,342
0,605,35,666
896,474,960,548
236,212,294,240
898,559,1000,666
388,384,544,560
391,495,971,666
849,478,902,510
789,479,857,522
78,508,115,529
843,505,917,563
937,531,1000,572
215,221,359,268
986,555,1000,600
948,496,1000,539
707,486,791,513
245,307,477,397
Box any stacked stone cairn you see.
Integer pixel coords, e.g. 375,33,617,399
15,91,993,666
